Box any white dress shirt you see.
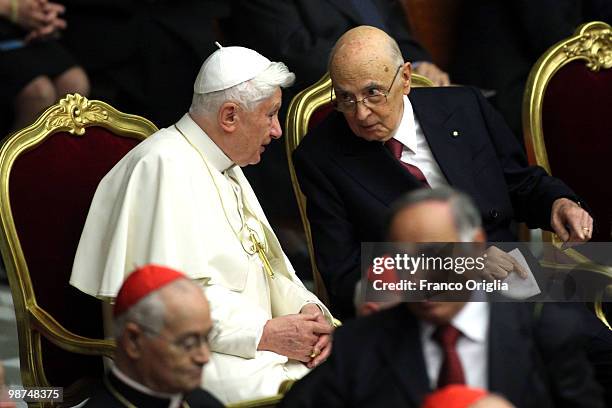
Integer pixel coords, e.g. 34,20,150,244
390,95,448,188
420,302,490,389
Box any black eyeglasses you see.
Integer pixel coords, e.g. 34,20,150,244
332,65,403,113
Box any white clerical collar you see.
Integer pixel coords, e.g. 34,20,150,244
176,113,234,173
421,301,489,344
389,95,418,154
111,365,184,408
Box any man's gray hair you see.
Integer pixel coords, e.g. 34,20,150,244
113,291,165,340
387,187,482,241
189,62,295,116
112,279,194,339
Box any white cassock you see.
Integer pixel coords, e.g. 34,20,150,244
70,113,332,404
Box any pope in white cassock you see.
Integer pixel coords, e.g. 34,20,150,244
70,44,334,404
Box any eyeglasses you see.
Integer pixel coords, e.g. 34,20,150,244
138,323,210,355
332,65,403,113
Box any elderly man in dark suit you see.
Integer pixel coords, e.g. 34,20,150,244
294,25,592,319
228,0,450,233
279,188,604,408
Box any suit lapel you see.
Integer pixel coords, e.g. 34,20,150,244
331,115,423,206
325,0,363,24
381,307,431,406
410,91,477,195
487,303,529,402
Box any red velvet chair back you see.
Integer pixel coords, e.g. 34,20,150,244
523,22,612,330
524,21,612,242
542,62,612,241
0,94,158,405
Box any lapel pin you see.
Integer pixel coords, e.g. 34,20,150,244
452,130,460,137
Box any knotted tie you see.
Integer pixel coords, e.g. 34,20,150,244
385,138,429,186
432,324,465,387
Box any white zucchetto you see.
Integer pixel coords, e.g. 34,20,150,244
194,42,272,94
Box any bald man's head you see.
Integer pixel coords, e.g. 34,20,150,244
328,26,411,142
329,26,403,78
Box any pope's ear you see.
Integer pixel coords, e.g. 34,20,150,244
218,102,239,133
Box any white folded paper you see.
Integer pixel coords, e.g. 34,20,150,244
502,248,541,299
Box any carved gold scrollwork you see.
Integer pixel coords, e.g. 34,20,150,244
563,28,612,71
45,94,109,135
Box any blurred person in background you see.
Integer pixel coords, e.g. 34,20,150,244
0,361,16,408
279,188,604,408
84,264,223,408
58,0,230,128
421,385,516,408
0,0,89,132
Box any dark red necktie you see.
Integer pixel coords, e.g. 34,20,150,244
432,324,465,387
385,138,429,187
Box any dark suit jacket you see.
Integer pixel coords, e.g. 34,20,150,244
84,370,224,408
294,86,579,317
230,0,431,91
279,303,604,408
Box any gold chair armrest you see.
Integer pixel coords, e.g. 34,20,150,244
29,304,116,358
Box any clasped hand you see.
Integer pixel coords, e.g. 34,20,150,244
13,0,67,42
258,304,333,368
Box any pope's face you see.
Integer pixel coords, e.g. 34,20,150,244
331,59,410,142
233,88,283,166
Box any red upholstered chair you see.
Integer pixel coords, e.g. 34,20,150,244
0,94,158,405
284,72,433,306
523,21,612,328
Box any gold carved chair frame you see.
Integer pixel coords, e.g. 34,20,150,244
523,21,612,329
0,94,158,406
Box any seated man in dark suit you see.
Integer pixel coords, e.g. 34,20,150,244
279,187,604,408
85,264,223,407
228,0,450,240
294,25,593,319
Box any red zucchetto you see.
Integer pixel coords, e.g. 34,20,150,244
113,264,186,317
421,385,487,408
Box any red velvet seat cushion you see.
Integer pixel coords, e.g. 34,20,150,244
542,61,612,241
9,126,140,386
